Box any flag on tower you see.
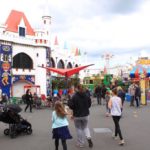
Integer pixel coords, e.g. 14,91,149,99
75,47,79,56
78,49,81,56
64,41,67,49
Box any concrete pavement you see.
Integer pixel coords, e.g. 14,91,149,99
0,99,150,150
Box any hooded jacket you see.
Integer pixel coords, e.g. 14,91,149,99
68,91,91,117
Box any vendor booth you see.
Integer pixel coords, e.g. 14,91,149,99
130,66,150,105
24,85,41,96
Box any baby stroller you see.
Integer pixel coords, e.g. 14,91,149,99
0,104,32,138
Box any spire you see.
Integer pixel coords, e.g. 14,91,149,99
75,48,79,56
43,0,50,17
64,41,68,49
78,49,81,56
54,36,59,46
71,46,75,54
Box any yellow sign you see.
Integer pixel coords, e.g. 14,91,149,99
137,59,150,65
140,79,146,105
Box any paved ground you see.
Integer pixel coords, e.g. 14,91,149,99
0,99,150,150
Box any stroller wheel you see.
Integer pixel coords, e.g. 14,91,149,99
10,132,17,139
27,128,32,135
4,129,10,135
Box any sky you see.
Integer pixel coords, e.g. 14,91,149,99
0,0,150,72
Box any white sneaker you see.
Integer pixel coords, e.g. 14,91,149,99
119,139,125,145
76,143,84,148
114,136,118,140
112,133,118,140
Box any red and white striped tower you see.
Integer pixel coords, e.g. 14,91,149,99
101,52,114,74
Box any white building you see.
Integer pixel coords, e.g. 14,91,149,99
0,10,80,98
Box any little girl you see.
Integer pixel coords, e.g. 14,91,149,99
52,101,72,150
105,91,111,117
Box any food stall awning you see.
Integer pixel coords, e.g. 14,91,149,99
130,66,147,78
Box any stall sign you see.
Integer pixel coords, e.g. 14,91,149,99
137,59,150,65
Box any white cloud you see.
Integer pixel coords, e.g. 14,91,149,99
0,0,150,70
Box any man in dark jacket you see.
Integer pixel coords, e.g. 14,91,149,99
95,85,102,105
135,84,141,107
68,85,93,148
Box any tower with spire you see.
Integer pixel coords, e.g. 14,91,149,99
42,0,51,45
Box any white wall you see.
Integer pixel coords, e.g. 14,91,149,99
34,47,47,95
12,44,47,96
13,81,27,97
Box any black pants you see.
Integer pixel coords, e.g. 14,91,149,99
96,94,101,105
55,139,67,150
135,96,140,107
25,103,32,112
112,116,123,140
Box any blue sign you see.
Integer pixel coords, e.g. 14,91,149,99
12,75,35,84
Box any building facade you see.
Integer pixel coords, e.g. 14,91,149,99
0,10,51,98
0,10,80,98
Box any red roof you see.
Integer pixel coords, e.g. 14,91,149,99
5,10,35,36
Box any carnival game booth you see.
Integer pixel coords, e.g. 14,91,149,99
24,85,41,96
24,84,47,107
130,66,149,105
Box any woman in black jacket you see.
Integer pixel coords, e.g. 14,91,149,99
68,85,93,148
24,89,33,113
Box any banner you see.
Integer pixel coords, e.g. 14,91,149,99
46,47,51,96
12,75,35,84
0,45,12,98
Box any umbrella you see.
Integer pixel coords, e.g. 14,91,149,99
4,104,22,113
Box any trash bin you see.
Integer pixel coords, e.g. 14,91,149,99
125,93,131,102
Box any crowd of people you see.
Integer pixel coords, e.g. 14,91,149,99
0,81,143,149
50,83,131,149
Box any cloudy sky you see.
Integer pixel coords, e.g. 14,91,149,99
0,0,150,70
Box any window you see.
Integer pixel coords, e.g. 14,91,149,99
19,27,25,37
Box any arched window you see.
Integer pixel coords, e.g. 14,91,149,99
57,60,65,68
50,57,55,67
13,53,33,69
67,62,73,68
